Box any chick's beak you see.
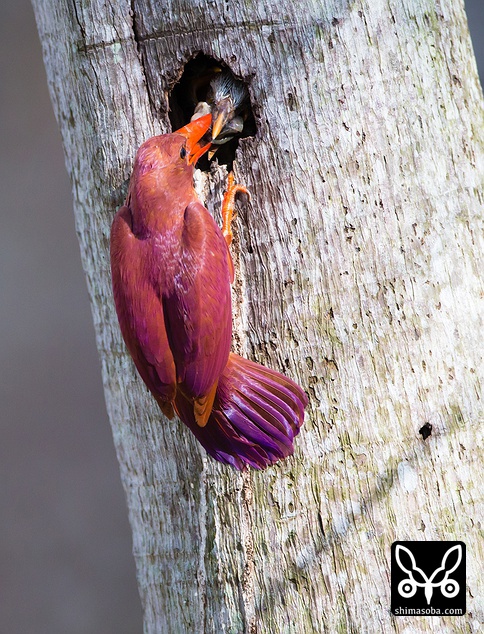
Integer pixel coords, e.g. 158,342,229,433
211,96,234,141
174,113,212,164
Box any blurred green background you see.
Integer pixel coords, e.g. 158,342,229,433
0,2,482,632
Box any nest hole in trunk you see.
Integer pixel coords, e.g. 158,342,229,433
168,53,256,171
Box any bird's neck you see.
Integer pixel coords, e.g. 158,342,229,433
128,168,194,237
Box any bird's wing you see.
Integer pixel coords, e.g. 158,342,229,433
110,205,177,410
162,200,233,405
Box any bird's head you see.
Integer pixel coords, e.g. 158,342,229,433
209,73,248,143
127,115,213,229
190,71,249,149
133,114,212,180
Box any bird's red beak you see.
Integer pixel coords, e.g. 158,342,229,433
174,114,212,165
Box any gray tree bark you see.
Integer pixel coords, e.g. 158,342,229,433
32,0,483,632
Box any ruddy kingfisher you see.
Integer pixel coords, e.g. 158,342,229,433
110,110,307,469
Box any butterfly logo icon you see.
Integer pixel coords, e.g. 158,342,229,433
395,544,462,605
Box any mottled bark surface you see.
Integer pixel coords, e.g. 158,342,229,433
32,0,483,632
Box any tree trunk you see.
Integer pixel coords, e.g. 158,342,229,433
32,0,483,632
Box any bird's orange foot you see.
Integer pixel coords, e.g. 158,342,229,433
221,172,250,247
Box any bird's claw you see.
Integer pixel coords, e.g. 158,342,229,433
221,172,249,247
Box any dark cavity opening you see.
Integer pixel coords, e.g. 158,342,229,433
168,53,256,170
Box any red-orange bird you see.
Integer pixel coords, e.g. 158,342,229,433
110,114,307,469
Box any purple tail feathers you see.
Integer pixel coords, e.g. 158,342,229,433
175,353,308,470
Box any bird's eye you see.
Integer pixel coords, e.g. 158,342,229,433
180,145,187,159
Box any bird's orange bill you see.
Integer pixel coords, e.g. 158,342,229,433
174,113,212,165
212,107,229,140
211,95,233,140
211,111,227,141
207,112,226,160
188,141,212,165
